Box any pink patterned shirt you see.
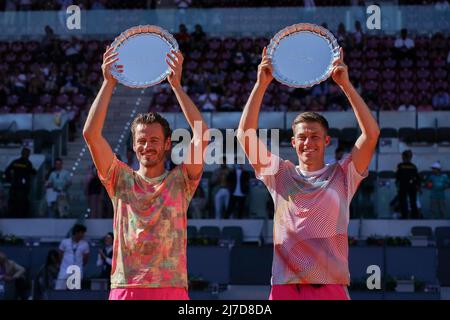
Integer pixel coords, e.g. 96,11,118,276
99,156,201,289
257,154,367,285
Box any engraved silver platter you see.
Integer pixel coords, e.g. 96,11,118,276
110,25,179,88
267,23,341,88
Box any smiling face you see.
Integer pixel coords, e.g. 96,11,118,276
291,121,330,167
133,123,171,169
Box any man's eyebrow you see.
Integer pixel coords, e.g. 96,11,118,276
297,131,319,136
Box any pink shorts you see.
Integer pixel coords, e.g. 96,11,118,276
109,287,189,300
269,284,350,300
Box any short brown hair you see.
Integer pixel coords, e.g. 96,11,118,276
131,112,172,141
291,112,329,134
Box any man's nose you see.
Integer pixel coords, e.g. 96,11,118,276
304,137,313,146
144,142,154,150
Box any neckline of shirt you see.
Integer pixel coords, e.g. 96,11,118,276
295,165,329,177
136,170,169,184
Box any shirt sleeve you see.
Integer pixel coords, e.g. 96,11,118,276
98,155,129,199
255,153,282,192
96,253,102,267
81,241,90,255
338,154,368,201
58,239,67,252
179,163,202,201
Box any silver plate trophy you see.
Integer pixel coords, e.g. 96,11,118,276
110,25,179,88
267,23,340,88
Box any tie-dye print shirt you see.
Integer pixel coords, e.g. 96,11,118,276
257,154,367,285
99,155,201,289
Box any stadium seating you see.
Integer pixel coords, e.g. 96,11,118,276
435,227,450,248
411,226,433,240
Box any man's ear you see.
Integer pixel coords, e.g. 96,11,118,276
325,135,331,147
164,137,172,152
291,136,296,149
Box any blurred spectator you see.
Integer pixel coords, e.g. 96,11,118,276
96,232,113,288
395,150,420,219
42,25,56,50
350,20,364,48
336,23,349,47
45,158,71,218
0,251,27,300
34,249,60,300
175,24,191,51
191,24,207,50
432,90,450,109
226,162,250,219
85,165,104,219
424,161,450,219
211,159,232,219
4,147,36,218
394,28,415,60
55,224,89,290
188,184,206,219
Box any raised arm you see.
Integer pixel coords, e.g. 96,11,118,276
82,46,123,178
237,47,273,175
333,48,380,174
166,50,208,180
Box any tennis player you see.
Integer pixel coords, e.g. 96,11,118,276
83,47,208,300
237,47,380,300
